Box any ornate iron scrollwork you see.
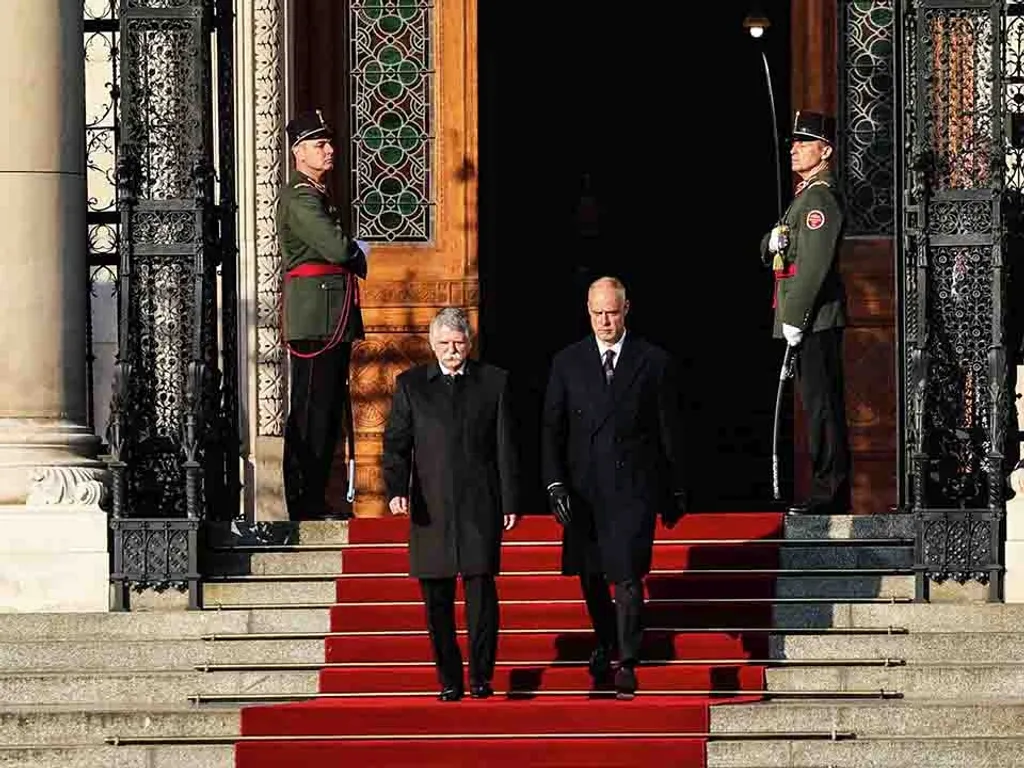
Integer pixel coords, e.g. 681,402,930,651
901,0,1014,600
106,0,239,609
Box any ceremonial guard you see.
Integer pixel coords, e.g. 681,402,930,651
762,110,851,516
278,110,369,520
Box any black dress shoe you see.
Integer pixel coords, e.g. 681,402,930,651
588,645,613,685
438,685,463,701
614,665,637,700
470,681,493,699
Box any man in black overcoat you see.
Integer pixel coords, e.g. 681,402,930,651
542,276,687,699
382,307,520,701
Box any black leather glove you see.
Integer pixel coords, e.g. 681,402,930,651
662,490,688,528
548,483,572,525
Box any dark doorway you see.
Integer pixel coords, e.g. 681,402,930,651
477,4,793,513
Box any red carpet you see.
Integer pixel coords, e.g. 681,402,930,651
236,512,783,767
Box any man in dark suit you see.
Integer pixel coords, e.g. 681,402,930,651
542,276,687,699
383,307,520,701
277,109,370,520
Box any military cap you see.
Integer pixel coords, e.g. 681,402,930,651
287,109,333,148
791,110,836,145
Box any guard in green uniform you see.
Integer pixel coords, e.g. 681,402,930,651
278,110,368,520
761,110,851,515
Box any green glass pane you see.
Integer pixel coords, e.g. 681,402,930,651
380,45,402,66
870,8,893,28
399,125,418,150
398,192,418,215
380,15,403,34
398,0,417,21
380,111,402,131
380,177,403,196
364,126,383,151
364,63,382,86
398,60,418,85
364,191,383,216
380,211,403,231
363,1,383,21
380,146,404,166
379,80,403,99
871,39,893,60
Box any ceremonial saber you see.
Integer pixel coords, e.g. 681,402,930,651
344,382,356,504
772,344,798,500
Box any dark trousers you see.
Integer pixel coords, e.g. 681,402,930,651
579,574,644,668
283,340,352,520
420,574,499,690
796,328,851,511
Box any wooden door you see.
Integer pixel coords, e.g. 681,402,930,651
292,0,478,516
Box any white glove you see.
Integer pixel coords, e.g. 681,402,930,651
768,226,789,254
355,239,371,257
782,323,803,347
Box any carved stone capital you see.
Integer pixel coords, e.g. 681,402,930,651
26,466,110,511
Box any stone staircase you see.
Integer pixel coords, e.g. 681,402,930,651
709,515,1024,767
0,514,1019,767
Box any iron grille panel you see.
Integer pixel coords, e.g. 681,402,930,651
901,0,1011,598
104,0,240,607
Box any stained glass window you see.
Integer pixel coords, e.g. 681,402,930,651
839,0,896,235
350,1,434,241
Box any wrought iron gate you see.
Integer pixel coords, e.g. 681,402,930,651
107,0,239,609
900,0,1023,600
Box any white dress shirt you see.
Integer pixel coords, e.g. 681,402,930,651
596,331,626,369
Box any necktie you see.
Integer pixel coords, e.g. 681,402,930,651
603,349,615,385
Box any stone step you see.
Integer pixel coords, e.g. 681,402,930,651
782,514,915,541
202,607,331,634
204,520,348,548
0,669,317,705
773,601,1024,631
0,745,232,768
770,632,1024,662
814,603,1024,632
710,699,1024,737
0,705,238,745
774,574,914,600
202,579,337,606
0,638,324,671
767,663,1024,698
206,550,343,576
0,611,248,641
706,735,1024,767
779,545,912,570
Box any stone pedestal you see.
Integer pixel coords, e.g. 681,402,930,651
1006,466,1024,603
1006,364,1024,603
0,1,108,612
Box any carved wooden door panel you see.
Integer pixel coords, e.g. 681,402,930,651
292,0,478,516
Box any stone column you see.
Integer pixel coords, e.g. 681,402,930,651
0,0,109,612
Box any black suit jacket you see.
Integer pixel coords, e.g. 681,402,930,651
541,333,685,580
383,360,520,578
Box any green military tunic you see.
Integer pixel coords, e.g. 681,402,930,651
277,173,366,342
762,170,846,338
